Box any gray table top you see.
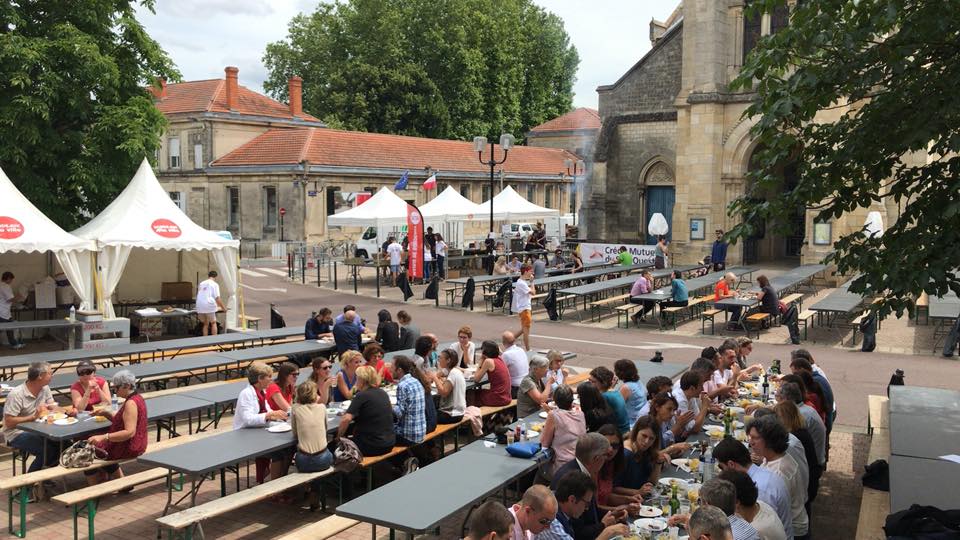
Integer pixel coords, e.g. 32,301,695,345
713,297,758,308
0,319,83,331
888,386,960,417
218,340,333,362
179,381,248,405
889,455,960,513
130,310,197,319
889,412,960,460
560,274,638,297
448,274,516,286
808,293,863,314
929,302,960,319
138,428,295,475
635,361,688,382
335,450,537,533
631,266,754,302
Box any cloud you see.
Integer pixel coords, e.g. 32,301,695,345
155,0,275,18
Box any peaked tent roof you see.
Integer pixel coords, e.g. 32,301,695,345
0,166,93,253
73,159,238,250
420,186,483,221
478,186,559,221
326,187,411,227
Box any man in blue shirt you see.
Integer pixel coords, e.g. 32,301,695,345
391,356,426,445
334,304,365,331
535,470,627,540
659,270,689,319
304,308,333,340
712,229,729,271
332,310,363,355
713,438,794,538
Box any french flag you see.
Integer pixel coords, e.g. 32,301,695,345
422,173,437,190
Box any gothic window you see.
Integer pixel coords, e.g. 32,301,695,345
742,8,762,63
770,4,790,34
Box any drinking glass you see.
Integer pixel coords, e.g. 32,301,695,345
506,431,515,445
687,489,699,506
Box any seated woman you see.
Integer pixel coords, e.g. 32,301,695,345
309,357,337,405
70,359,111,413
648,392,692,458
577,381,616,432
84,370,147,486
595,424,641,514
431,349,466,424
755,274,780,318
570,251,584,273
614,416,661,499
543,350,569,390
374,309,402,352
516,355,553,418
614,359,647,429
589,366,630,434
492,256,509,276
540,385,585,476
362,343,394,385
265,362,298,412
472,340,512,407
506,256,522,274
291,381,333,511
337,366,396,456
334,350,363,402
447,326,477,368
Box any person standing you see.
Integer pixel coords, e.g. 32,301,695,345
712,229,729,271
512,264,535,351
0,271,25,349
434,233,447,280
386,236,403,286
196,271,226,336
654,237,668,269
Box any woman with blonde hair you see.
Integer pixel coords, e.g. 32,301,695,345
291,381,333,510
337,366,395,456
334,350,363,401
493,256,509,275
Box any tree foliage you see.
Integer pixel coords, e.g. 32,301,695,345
262,0,579,141
729,0,960,317
0,0,178,228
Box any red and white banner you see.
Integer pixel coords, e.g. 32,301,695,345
150,218,182,238
406,204,423,279
0,216,24,239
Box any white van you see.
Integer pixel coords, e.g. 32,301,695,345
503,223,535,239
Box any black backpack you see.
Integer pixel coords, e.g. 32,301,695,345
492,280,512,309
885,504,960,538
461,278,476,311
543,288,559,321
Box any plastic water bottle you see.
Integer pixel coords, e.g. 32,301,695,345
111,396,119,413
69,306,76,321
702,446,715,484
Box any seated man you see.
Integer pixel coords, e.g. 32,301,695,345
334,304,365,331
304,307,333,340
466,500,514,540
510,485,558,539
688,506,734,540
535,470,628,540
714,272,743,328
700,478,760,540
2,362,63,472
391,356,426,446
333,310,364,355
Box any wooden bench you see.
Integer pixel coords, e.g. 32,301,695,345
659,296,709,331
798,309,816,340
856,395,890,540
1,428,222,538
780,292,804,311
589,293,631,322
614,303,642,328
743,312,771,339
156,470,337,539
276,515,360,540
701,309,723,335
239,315,261,330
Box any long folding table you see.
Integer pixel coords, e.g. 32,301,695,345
0,319,84,350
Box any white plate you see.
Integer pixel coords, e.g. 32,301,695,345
657,477,688,488
538,411,548,419
637,505,663,518
326,407,339,415
526,431,539,438
670,458,689,468
633,518,668,532
339,400,351,409
53,418,78,426
726,406,745,415
266,423,292,433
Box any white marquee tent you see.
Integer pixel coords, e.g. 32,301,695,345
420,186,482,222
326,187,411,228
478,185,559,221
0,166,95,309
73,159,241,326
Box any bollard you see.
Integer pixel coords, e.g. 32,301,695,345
317,260,321,287
333,261,338,290
301,255,306,284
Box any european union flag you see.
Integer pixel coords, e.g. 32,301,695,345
394,170,409,191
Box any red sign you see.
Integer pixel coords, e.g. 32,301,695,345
355,193,371,206
0,216,25,239
279,207,286,216
151,218,182,238
406,204,423,279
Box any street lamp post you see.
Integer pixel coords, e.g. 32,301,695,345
474,134,515,233
564,158,585,226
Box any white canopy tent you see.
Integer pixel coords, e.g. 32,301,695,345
478,185,559,221
0,167,95,309
73,159,240,326
326,187,411,228
420,186,484,247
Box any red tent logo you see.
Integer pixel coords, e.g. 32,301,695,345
0,216,24,239
151,218,182,238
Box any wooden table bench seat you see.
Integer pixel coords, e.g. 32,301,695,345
856,395,890,540
589,294,632,322
701,308,723,335
798,309,816,340
743,312,772,339
276,515,360,540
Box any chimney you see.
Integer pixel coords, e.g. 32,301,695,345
288,76,303,118
157,77,167,98
224,66,239,111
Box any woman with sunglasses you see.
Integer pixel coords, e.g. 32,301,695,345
447,326,476,368
70,359,112,412
265,362,299,412
362,343,395,385
309,357,337,405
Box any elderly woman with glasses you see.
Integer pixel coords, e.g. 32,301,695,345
84,370,147,486
70,359,112,412
362,343,395,385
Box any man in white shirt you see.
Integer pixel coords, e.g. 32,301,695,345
196,271,226,336
672,371,711,433
748,417,808,538
508,485,558,540
512,264,534,350
0,271,25,349
386,236,403,286
501,331,529,397
719,469,788,540
2,362,62,472
699,478,761,540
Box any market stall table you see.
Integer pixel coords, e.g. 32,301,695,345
0,319,83,349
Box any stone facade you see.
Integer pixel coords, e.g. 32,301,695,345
582,0,893,268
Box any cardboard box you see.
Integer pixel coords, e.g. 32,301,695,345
161,281,194,301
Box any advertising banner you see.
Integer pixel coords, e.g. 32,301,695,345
580,242,658,266
406,204,423,278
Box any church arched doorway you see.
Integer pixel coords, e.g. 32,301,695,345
742,149,805,264
641,161,675,245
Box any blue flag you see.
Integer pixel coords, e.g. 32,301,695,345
394,170,409,190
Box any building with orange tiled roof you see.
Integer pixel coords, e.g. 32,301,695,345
154,67,582,247
525,107,600,160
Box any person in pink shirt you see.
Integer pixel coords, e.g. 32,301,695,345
628,270,654,324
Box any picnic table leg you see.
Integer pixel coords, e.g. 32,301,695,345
8,486,29,538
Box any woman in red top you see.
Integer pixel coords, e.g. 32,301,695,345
69,359,112,412
265,362,299,411
473,340,512,407
781,374,826,422
362,343,394,385
85,370,148,486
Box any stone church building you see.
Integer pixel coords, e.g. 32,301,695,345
580,0,897,267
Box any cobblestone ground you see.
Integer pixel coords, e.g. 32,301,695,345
0,419,871,540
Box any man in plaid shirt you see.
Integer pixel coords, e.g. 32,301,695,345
392,356,426,445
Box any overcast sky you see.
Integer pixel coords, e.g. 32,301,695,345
136,0,680,110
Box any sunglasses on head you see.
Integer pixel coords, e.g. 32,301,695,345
78,369,95,376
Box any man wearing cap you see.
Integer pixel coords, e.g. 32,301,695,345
196,270,226,336
711,230,729,272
